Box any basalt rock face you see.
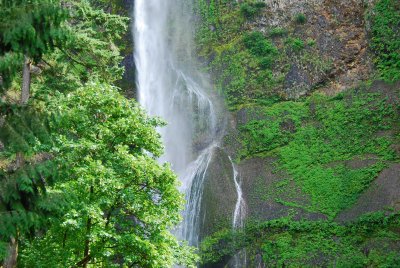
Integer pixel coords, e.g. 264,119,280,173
199,147,237,240
199,0,400,253
250,0,375,99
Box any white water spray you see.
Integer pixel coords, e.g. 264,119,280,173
134,0,221,247
229,156,246,229
229,156,247,268
134,0,246,255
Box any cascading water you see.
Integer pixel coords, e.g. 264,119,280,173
134,0,247,258
134,0,220,247
229,156,247,268
229,156,246,229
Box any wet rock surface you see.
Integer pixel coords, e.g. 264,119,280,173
199,147,237,240
337,163,400,222
238,156,327,221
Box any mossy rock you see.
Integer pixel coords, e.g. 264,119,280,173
199,147,237,240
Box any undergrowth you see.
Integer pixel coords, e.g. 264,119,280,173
200,212,400,267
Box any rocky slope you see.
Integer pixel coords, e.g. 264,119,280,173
195,0,399,266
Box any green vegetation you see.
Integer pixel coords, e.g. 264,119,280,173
195,0,400,266
294,13,307,24
196,0,400,266
0,0,196,267
269,27,288,38
0,0,69,90
369,0,400,82
195,1,286,109
243,31,279,69
19,85,195,267
194,1,331,109
240,89,399,217
201,212,400,266
285,37,305,52
239,2,265,20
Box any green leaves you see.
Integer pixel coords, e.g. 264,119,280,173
19,83,194,267
0,0,70,90
239,2,265,20
0,0,195,266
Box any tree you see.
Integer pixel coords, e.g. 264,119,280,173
0,0,69,100
19,84,197,267
0,1,70,266
0,1,197,266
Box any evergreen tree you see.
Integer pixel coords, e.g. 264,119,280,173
1,1,197,267
0,0,69,95
0,1,70,266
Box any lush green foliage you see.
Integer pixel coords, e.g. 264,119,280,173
0,1,197,267
0,0,70,89
369,0,400,82
195,0,400,267
285,37,305,52
195,1,285,109
294,13,307,24
243,31,278,69
241,89,399,217
19,84,196,267
201,212,400,267
268,27,288,38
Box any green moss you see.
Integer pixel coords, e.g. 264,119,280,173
240,101,308,156
195,1,286,110
269,27,288,38
285,37,305,52
240,89,399,217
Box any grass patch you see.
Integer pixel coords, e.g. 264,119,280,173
201,212,400,267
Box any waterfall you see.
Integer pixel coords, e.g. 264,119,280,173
229,156,246,229
134,0,221,247
134,0,246,255
229,156,247,268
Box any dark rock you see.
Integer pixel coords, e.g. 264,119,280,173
336,163,400,222
284,64,311,99
280,118,296,133
239,157,327,221
199,147,237,240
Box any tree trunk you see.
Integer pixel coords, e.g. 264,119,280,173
4,153,24,267
3,236,18,268
21,56,31,105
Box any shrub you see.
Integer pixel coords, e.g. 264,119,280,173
306,38,316,46
294,13,307,24
240,2,265,19
269,27,288,37
286,37,305,51
243,31,278,57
